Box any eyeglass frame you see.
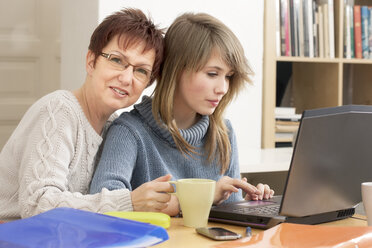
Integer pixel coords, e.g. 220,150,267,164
100,52,153,83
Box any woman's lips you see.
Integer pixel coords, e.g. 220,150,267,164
208,100,219,107
110,87,128,97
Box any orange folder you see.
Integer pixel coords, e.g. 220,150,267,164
214,223,372,248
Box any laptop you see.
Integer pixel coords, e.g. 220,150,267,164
209,105,372,229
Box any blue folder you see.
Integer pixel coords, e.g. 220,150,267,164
0,207,169,247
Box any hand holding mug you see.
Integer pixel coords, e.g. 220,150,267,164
131,174,174,212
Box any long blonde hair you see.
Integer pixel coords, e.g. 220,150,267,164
152,12,254,174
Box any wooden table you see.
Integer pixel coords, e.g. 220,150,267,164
154,215,368,248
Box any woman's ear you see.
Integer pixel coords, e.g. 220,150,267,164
86,50,96,75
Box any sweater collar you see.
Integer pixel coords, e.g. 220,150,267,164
133,96,209,146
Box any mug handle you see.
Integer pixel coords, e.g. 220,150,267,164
168,181,177,195
168,181,182,216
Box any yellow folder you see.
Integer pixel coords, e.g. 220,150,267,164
104,211,171,229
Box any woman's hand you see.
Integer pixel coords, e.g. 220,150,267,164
214,176,260,205
130,174,174,212
160,194,181,216
242,177,275,201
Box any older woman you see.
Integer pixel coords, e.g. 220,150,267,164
0,8,165,221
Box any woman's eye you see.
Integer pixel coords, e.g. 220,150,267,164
135,68,149,76
207,72,218,77
110,56,123,65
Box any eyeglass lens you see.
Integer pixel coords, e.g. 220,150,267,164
104,53,151,83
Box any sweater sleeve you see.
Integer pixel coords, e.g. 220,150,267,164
17,100,133,219
224,120,244,202
90,122,138,194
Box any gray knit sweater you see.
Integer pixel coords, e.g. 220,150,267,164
90,96,243,202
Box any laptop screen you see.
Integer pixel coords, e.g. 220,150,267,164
280,105,372,217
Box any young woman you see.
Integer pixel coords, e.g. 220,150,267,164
0,8,165,221
90,12,274,216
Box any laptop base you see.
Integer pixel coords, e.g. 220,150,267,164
209,207,355,229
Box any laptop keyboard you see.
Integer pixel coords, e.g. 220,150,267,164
233,204,280,216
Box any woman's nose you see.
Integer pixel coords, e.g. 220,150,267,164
117,66,134,85
215,77,229,95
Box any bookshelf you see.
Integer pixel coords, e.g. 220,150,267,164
262,0,372,148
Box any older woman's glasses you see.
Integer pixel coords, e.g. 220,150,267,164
100,52,152,83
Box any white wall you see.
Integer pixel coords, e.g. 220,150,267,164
61,0,99,90
61,0,264,166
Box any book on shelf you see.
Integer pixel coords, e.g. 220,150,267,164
280,0,291,56
276,0,281,57
369,7,372,58
275,106,295,116
286,0,293,56
276,114,302,122
327,0,335,58
308,0,315,57
303,0,315,57
344,0,355,58
361,6,369,58
318,3,324,57
323,2,330,58
275,107,302,121
354,5,363,58
344,3,351,58
350,1,355,58
275,121,299,144
291,0,299,56
299,0,305,57
278,0,335,58
275,107,300,147
346,2,372,60
275,132,295,142
276,141,293,148
313,1,318,57
275,120,300,133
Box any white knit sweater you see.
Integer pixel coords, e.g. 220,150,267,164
0,90,133,221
